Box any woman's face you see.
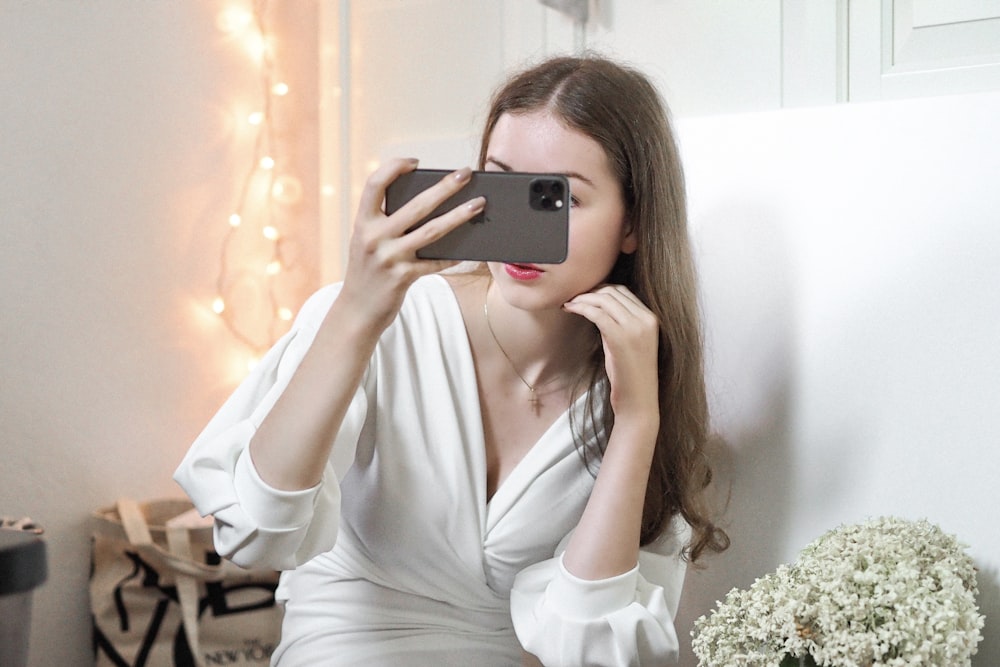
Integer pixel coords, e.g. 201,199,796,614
484,110,635,311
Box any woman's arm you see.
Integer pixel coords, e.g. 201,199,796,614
559,284,661,580
248,160,484,491
510,524,689,666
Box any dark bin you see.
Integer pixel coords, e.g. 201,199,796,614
0,528,48,667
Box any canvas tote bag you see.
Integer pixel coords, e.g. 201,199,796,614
90,498,282,666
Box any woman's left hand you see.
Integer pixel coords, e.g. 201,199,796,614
562,284,660,427
560,284,660,581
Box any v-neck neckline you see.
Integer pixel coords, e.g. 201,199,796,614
429,274,593,534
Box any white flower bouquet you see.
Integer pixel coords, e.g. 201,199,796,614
691,516,985,666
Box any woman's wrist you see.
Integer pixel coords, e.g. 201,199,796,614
608,411,659,453
318,288,396,348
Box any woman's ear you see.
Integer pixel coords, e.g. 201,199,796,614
619,220,639,255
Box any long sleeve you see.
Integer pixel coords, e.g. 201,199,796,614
510,516,691,666
173,284,372,571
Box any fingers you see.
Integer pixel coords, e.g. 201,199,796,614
563,286,660,364
564,285,655,329
357,161,485,258
347,160,488,293
398,194,485,256
357,157,420,217
383,167,476,237
565,285,661,420
358,160,477,233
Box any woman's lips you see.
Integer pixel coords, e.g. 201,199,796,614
504,263,543,281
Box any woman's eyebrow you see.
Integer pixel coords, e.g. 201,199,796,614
485,157,514,172
485,157,595,188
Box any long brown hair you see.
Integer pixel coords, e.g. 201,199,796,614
478,54,728,561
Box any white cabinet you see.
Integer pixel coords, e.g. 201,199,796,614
582,0,1000,112
848,0,1000,101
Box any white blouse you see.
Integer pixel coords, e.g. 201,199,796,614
174,275,690,666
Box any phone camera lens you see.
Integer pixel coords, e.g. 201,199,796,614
529,178,566,212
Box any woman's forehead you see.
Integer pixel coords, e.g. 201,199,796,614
486,111,614,187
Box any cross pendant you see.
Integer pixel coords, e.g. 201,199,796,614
529,390,540,413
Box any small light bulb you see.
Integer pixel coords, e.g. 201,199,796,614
259,156,275,170
271,175,303,204
244,33,270,63
262,225,279,241
212,297,226,314
266,260,282,275
228,213,242,227
217,7,253,34
247,111,264,126
271,82,289,96
278,307,293,321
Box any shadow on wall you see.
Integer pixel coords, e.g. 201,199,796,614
674,199,797,665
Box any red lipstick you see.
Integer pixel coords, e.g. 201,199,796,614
504,263,543,281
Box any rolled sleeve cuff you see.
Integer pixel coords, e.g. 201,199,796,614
546,553,640,620
233,447,320,531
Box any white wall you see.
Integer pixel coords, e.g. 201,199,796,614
675,91,1000,667
0,3,319,665
319,0,580,279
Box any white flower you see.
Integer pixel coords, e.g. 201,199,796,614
691,517,985,666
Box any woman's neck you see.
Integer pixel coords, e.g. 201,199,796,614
482,279,598,389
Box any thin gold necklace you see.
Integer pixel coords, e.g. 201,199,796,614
482,288,557,414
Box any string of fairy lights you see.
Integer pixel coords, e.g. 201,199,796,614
213,0,302,368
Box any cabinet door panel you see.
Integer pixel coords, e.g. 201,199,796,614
850,0,1000,100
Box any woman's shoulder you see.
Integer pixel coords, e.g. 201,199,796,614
292,270,486,331
404,269,487,316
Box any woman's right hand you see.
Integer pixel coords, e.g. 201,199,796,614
337,158,485,332
249,160,483,492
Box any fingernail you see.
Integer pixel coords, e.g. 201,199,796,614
407,158,419,167
467,196,486,213
454,167,472,183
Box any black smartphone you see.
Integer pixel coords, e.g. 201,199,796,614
384,169,570,263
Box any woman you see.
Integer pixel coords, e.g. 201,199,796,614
175,54,728,666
